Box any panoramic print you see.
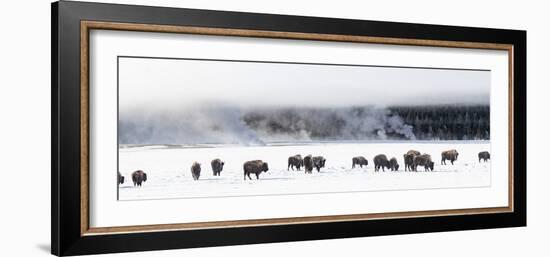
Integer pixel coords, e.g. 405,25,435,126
116,57,491,200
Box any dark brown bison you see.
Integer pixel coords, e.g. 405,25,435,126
287,154,304,171
389,157,399,171
403,154,415,171
312,156,326,172
211,158,224,176
478,151,490,162
403,150,421,171
413,154,434,171
373,154,391,171
191,162,201,180
131,170,147,186
243,160,269,180
407,150,421,156
441,149,459,165
117,171,124,185
303,155,314,174
352,156,368,168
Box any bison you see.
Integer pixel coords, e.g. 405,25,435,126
191,162,201,180
243,160,269,180
303,155,314,174
407,150,421,156
312,156,326,172
131,170,147,186
389,157,399,171
211,158,224,176
403,150,421,171
117,171,124,185
373,154,391,172
413,154,434,171
287,154,304,171
403,154,415,171
352,156,369,168
478,151,490,162
441,149,459,165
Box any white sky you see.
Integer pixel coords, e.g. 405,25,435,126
119,57,490,111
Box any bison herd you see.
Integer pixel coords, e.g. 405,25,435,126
118,149,490,187
287,154,326,173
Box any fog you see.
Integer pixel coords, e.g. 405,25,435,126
119,106,419,145
118,57,490,145
119,57,490,110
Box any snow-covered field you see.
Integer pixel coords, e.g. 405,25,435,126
118,141,491,201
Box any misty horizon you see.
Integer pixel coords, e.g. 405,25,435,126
119,105,490,145
118,57,490,145
119,57,490,110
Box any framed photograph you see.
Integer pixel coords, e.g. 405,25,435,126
52,1,526,256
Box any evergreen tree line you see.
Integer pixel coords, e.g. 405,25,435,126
388,105,490,140
242,105,490,141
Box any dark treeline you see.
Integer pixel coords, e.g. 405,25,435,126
118,105,490,144
243,105,490,141
388,105,490,140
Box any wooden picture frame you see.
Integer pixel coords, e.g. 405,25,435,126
52,1,526,256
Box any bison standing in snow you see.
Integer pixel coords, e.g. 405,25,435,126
352,156,369,168
389,157,399,171
303,155,314,174
131,170,147,187
403,150,421,171
407,150,421,156
373,154,391,172
287,154,304,171
117,171,125,185
414,154,434,171
403,154,415,171
243,160,269,180
211,158,224,176
478,151,490,162
312,156,326,172
191,162,201,180
441,149,459,165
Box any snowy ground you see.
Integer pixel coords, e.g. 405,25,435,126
118,141,491,201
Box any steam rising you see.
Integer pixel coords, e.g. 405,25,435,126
118,57,490,145
119,106,416,145
120,105,264,145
